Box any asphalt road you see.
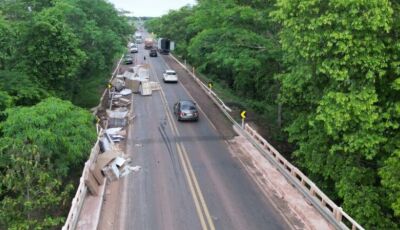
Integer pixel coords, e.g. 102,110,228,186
118,36,291,230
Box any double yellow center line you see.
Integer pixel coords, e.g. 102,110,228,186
157,81,216,230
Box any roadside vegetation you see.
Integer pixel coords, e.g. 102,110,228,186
145,0,400,228
0,0,132,228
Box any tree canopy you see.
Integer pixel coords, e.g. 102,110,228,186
0,0,132,105
0,97,97,229
0,0,131,228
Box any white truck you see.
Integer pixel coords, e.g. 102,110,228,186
162,70,178,83
135,32,143,43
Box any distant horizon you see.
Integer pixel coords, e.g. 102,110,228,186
108,0,196,17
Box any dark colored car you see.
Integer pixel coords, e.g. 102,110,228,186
173,100,199,121
123,55,133,64
149,48,157,57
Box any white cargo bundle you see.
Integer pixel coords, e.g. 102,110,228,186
137,68,149,81
140,82,152,96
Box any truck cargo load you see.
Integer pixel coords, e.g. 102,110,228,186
144,38,154,49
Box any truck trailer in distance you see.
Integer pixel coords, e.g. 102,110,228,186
157,38,171,54
135,32,143,43
144,38,154,49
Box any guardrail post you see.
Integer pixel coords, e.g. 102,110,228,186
334,207,343,222
310,185,316,196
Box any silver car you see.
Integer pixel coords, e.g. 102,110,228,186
173,100,199,121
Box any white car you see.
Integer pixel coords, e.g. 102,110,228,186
128,42,136,48
163,70,178,83
130,46,138,53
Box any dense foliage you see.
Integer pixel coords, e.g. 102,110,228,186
0,98,97,229
146,0,400,228
0,0,131,228
0,0,133,106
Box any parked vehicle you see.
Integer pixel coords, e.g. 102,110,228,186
163,69,178,83
144,38,154,49
173,100,199,121
149,48,157,57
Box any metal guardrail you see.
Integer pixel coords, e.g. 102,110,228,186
169,54,364,230
62,54,124,230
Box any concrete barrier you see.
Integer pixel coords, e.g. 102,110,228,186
63,54,124,230
169,54,364,230
62,141,101,230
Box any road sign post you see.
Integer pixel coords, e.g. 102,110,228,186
240,110,246,129
208,82,213,94
107,83,112,99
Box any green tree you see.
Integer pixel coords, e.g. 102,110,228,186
23,6,86,99
0,97,97,175
0,70,48,106
52,0,131,107
0,91,12,121
146,6,194,58
273,0,399,228
0,97,96,229
0,15,17,70
0,142,71,229
1,0,131,107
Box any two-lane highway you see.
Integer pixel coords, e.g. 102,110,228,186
118,35,291,230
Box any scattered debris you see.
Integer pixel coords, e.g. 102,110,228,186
124,64,150,82
119,89,132,96
129,166,141,172
101,156,141,181
114,156,126,167
140,81,152,96
107,108,129,128
111,78,125,92
150,81,161,91
84,65,142,196
116,74,124,79
106,127,123,134
120,165,141,178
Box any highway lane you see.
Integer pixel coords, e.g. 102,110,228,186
119,45,203,230
119,37,291,230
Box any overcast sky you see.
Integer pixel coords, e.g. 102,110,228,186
108,0,197,17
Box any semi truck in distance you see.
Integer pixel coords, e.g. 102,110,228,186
144,38,154,49
135,32,143,43
157,38,174,54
